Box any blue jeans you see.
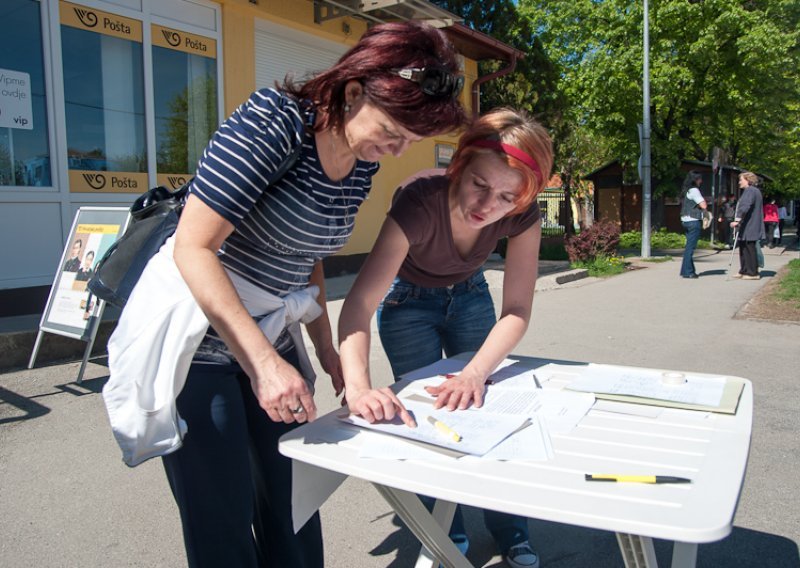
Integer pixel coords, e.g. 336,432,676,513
162,347,323,568
377,270,530,553
681,220,701,276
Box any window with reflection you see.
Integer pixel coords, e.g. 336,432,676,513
60,2,147,192
0,0,50,187
153,25,218,190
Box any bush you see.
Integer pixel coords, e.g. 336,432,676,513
564,220,620,264
619,228,715,251
652,229,686,249
619,231,642,249
573,254,627,277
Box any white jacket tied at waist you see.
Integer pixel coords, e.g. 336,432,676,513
102,235,323,467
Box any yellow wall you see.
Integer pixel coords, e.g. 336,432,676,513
217,0,466,256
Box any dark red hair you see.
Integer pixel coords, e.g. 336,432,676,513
284,21,467,136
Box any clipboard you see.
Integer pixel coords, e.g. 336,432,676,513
569,376,746,415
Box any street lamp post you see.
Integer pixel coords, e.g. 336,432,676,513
641,0,652,258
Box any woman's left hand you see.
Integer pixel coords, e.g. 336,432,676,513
317,344,344,396
425,371,486,410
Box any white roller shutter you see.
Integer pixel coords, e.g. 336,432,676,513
255,20,348,90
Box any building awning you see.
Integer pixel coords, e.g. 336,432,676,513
313,0,461,28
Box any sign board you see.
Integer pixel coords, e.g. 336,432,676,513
31,207,130,382
0,68,33,130
39,207,130,340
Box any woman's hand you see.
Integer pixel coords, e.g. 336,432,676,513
249,351,317,424
425,370,486,410
346,387,417,427
317,343,344,396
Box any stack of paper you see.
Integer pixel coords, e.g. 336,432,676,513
340,358,595,461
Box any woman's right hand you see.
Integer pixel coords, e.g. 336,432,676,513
249,352,317,424
345,387,417,428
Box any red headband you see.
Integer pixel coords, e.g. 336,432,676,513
468,139,542,182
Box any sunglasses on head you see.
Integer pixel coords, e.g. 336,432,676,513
392,67,465,99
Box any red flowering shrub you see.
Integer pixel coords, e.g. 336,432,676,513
564,220,620,263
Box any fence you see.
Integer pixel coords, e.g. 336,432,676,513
537,189,567,237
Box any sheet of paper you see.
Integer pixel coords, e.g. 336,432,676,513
476,416,554,461
537,390,596,434
357,431,459,460
475,387,543,416
567,364,726,407
339,399,528,456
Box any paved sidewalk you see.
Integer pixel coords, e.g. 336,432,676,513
1,243,798,567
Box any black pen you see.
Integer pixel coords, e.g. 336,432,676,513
585,474,692,484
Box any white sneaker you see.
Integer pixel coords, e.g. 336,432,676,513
505,541,540,568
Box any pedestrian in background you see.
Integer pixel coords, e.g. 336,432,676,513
719,195,736,249
679,171,707,279
763,197,779,248
777,201,787,244
731,172,765,280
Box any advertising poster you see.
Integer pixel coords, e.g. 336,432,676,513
40,207,129,339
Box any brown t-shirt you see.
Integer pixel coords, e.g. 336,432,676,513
388,171,540,288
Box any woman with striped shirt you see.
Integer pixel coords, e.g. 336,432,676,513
165,21,466,567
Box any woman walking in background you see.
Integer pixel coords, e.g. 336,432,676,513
731,172,765,280
763,197,779,248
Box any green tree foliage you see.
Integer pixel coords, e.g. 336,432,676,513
519,0,800,197
432,1,564,123
157,74,218,174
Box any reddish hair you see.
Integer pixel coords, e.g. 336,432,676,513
284,21,467,136
446,108,553,215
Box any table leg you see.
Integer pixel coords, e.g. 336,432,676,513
373,484,472,568
670,542,698,568
415,499,458,568
616,533,658,568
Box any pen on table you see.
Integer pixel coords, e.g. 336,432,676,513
532,373,543,389
426,416,462,442
585,474,692,484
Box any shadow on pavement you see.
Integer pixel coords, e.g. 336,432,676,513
369,513,800,568
0,374,107,425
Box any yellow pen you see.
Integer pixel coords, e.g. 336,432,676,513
585,474,691,484
427,416,462,442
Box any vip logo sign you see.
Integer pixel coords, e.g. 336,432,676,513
0,68,33,130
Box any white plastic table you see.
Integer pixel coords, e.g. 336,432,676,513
279,356,752,568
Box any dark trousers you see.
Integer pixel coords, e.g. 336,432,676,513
162,352,323,568
765,222,778,245
738,241,758,276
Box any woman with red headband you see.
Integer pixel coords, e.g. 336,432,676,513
339,108,553,568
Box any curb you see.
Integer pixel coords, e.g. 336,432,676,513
555,269,589,285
